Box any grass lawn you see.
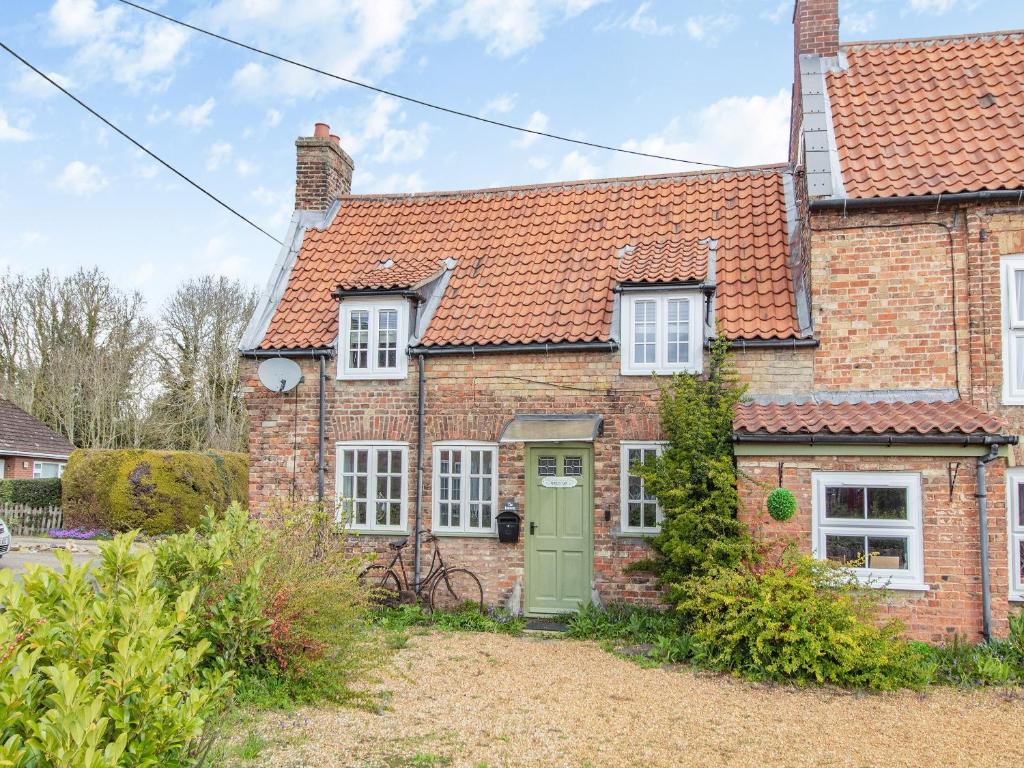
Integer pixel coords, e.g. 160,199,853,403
215,630,1024,768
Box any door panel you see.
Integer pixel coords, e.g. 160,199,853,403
525,446,593,615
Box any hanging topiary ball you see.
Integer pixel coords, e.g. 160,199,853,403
766,488,796,522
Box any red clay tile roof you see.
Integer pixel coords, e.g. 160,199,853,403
827,31,1024,198
0,398,74,457
260,165,800,349
615,239,710,285
733,400,1006,437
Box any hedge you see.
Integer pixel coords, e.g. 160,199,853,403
62,449,248,535
0,478,62,508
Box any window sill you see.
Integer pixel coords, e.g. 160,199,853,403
337,371,408,381
1009,594,1024,604
613,529,660,539
346,528,410,537
621,367,702,377
431,530,498,538
857,578,930,592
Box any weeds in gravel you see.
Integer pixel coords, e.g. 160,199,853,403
372,604,524,636
235,731,269,761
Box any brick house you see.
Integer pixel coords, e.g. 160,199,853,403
242,0,1024,641
0,397,73,480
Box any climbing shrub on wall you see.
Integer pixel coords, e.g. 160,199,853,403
632,335,753,584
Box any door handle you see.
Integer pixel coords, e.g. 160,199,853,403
529,521,537,535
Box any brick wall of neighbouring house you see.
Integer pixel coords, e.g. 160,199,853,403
242,345,813,610
737,453,1009,642
2,456,40,479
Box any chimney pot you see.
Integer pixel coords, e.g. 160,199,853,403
313,122,330,138
329,134,340,146
295,127,354,211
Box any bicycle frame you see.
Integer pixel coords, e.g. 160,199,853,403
383,533,449,594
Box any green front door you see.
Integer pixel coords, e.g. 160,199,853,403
524,445,593,615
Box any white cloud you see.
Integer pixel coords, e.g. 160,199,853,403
176,98,215,130
0,112,32,142
551,150,600,181
761,1,789,24
843,10,876,34
337,94,432,168
146,107,171,124
481,93,518,116
251,186,281,206
599,2,673,36
235,159,259,177
206,141,233,172
265,108,283,128
204,235,249,279
208,0,423,99
55,160,108,196
443,0,605,57
11,69,73,100
908,0,956,12
513,111,550,148
359,171,426,194
48,0,190,90
685,13,738,44
18,231,47,248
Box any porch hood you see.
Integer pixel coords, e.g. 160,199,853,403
498,414,603,443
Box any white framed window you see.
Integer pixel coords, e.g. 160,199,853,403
1001,255,1024,404
812,472,925,590
338,298,409,380
32,461,65,479
620,291,703,375
335,441,408,532
432,442,499,535
620,442,667,534
1007,469,1024,600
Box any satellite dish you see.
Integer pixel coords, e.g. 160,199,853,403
257,357,303,393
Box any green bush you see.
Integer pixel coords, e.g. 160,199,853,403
62,448,247,534
0,478,62,507
766,488,797,522
373,603,524,636
0,535,232,766
675,554,928,690
567,602,683,644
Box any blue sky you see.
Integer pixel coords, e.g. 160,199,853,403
2,0,1023,310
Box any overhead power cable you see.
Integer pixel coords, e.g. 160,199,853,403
0,40,284,246
114,0,736,170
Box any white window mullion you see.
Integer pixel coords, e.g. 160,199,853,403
432,443,498,535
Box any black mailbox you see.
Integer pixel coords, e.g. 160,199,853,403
496,509,521,543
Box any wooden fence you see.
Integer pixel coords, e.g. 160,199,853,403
0,504,63,537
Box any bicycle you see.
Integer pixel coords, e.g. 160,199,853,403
359,530,484,612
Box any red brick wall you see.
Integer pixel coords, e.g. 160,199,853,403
737,453,1009,642
1,456,45,479
243,346,813,611
294,135,353,211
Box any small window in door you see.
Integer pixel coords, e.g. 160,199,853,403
538,456,557,476
564,456,583,476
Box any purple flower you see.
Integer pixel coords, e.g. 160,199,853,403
47,528,107,540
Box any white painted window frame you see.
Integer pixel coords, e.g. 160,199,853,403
32,461,65,479
1001,255,1024,404
1007,468,1024,600
619,441,668,534
337,297,409,381
431,441,499,535
334,440,409,533
620,291,703,376
812,471,926,590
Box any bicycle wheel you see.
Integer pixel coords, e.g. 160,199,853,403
429,567,484,613
359,564,401,608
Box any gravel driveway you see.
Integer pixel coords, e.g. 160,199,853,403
237,631,1024,768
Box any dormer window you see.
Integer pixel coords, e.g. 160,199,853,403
338,297,409,380
620,290,703,375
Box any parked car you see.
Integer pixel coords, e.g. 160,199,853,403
0,519,10,558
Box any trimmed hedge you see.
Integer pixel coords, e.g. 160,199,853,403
62,449,248,535
0,478,62,507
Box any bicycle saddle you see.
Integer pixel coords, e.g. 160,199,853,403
388,539,408,550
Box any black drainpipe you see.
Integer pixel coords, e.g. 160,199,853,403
977,442,1002,641
414,353,426,590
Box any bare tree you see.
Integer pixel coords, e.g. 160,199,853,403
148,276,256,452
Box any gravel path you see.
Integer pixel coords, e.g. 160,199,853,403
240,631,1024,768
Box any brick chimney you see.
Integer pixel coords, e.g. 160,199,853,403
294,122,354,211
789,0,840,167
794,0,839,59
